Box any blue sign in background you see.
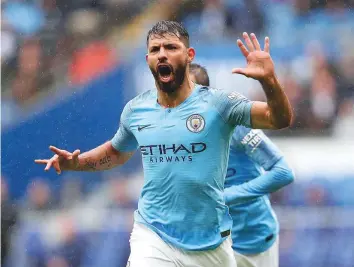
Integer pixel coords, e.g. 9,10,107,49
2,65,140,199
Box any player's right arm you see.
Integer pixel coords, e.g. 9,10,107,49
231,33,293,129
35,101,138,174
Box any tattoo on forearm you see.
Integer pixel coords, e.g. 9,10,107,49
84,160,97,170
79,151,112,171
99,152,112,167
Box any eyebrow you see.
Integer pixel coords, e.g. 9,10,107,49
150,42,180,47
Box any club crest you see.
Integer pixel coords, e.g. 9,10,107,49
186,114,205,133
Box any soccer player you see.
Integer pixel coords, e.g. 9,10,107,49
35,21,293,267
190,63,295,267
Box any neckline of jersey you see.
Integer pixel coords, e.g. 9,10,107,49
155,83,200,110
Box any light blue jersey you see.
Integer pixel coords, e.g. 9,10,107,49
111,85,253,251
224,126,294,254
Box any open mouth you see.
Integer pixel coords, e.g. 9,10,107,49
157,64,173,82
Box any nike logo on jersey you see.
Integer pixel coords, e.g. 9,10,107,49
138,124,151,131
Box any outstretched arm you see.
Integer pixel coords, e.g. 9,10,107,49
35,100,137,174
232,33,293,129
35,142,134,174
76,142,133,171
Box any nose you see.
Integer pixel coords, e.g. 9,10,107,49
158,47,167,61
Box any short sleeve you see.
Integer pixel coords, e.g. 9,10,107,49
111,101,138,152
212,90,253,127
231,126,283,171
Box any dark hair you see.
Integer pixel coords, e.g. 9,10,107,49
189,63,210,86
146,20,190,47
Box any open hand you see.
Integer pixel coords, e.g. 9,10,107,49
232,32,275,82
35,146,80,174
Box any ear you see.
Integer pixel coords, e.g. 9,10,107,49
187,47,195,63
145,54,148,62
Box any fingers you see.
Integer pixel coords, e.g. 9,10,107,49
52,161,62,175
243,32,255,52
250,33,261,50
231,68,248,77
72,149,81,164
237,32,262,57
35,155,61,174
35,158,54,172
72,149,81,157
238,33,269,54
264,36,270,53
49,146,72,159
44,158,54,171
45,162,52,171
44,155,61,174
36,146,80,174
35,159,49,164
237,39,249,58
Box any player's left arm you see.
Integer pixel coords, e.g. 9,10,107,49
225,127,295,205
232,32,293,129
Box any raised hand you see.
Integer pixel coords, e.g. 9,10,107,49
232,32,275,82
35,146,81,174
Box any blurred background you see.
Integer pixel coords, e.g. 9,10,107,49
1,0,354,266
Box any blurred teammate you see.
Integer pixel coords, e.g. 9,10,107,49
190,63,295,267
35,21,292,267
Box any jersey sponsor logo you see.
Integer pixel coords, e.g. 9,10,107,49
186,114,205,133
241,130,262,152
138,124,151,131
139,142,207,163
227,91,242,100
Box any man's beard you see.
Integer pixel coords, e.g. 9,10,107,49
150,62,187,93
